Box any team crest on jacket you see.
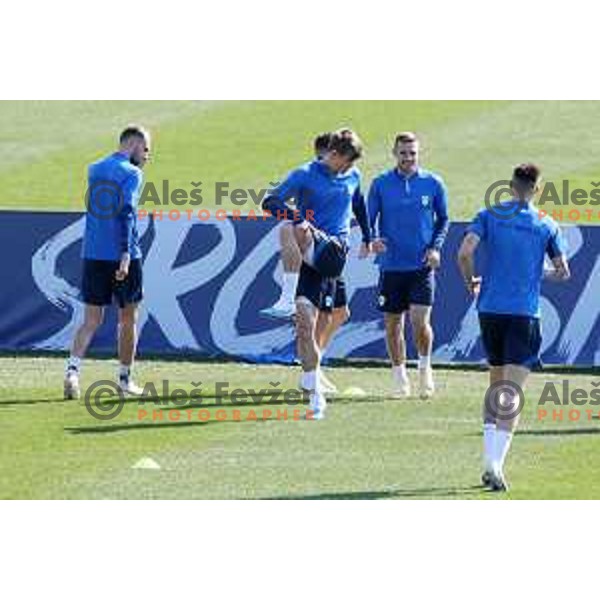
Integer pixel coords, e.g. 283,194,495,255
421,195,430,207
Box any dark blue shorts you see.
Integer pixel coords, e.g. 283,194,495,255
81,259,143,307
479,313,542,369
296,263,347,312
310,229,348,279
377,268,435,314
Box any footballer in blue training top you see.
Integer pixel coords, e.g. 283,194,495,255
262,128,371,419
63,126,150,400
269,132,350,395
368,132,449,400
458,163,570,492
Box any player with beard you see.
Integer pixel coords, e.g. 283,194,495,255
64,126,150,399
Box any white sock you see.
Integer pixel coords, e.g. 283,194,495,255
279,272,299,304
496,428,514,472
483,423,496,472
119,364,131,381
392,364,408,383
310,389,326,411
302,369,319,391
418,354,431,370
66,356,81,375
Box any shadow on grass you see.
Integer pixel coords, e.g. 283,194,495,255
517,427,600,436
64,416,285,435
264,485,485,500
64,420,219,435
96,393,420,411
0,397,70,407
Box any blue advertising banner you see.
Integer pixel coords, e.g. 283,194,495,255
0,211,598,365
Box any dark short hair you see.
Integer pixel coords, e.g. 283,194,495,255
328,128,363,161
313,132,332,157
119,125,147,145
394,131,418,147
512,163,541,195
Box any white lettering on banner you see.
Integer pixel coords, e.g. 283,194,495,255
564,225,584,260
433,296,560,362
31,216,86,349
538,226,599,362
139,219,236,349
557,254,600,363
210,224,295,356
433,300,480,362
434,297,562,361
537,226,585,357
28,218,598,364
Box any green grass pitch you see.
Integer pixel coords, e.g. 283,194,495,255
1,356,599,499
1,100,600,221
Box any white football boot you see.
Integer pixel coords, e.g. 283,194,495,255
418,367,435,399
308,390,327,420
119,376,144,396
392,370,411,398
63,370,81,400
260,298,296,320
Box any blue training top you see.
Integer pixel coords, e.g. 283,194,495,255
83,151,143,261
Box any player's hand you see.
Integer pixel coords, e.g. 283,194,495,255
115,252,131,281
424,248,441,270
371,238,387,254
466,276,482,296
358,242,372,259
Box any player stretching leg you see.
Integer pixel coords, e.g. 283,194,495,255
264,132,332,319
458,163,570,492
367,132,449,398
262,129,371,418
265,131,356,394
305,134,351,393
64,126,150,399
